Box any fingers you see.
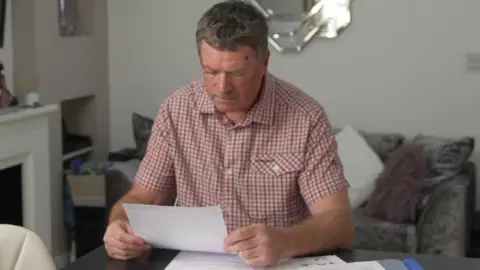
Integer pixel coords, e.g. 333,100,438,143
105,236,151,260
239,248,261,267
117,232,146,246
238,247,274,267
224,224,280,267
118,222,147,246
225,237,257,253
224,224,261,247
245,256,270,267
238,247,260,260
104,220,151,260
108,234,149,251
105,243,141,260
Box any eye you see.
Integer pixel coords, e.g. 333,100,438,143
231,70,246,77
203,70,217,76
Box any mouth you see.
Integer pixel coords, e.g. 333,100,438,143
215,98,236,104
213,94,238,102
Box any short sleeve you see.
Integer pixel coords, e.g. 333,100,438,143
298,111,349,206
134,102,175,192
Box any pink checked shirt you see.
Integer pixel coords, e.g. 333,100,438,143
135,73,349,233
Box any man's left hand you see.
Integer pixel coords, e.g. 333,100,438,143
224,224,290,267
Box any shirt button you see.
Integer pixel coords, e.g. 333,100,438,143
225,168,233,175
272,164,281,172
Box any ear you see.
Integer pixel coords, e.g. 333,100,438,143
262,49,270,73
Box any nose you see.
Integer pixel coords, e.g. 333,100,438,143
217,73,231,92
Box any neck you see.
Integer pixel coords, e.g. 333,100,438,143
225,112,247,124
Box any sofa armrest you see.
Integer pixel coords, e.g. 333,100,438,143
105,159,141,221
416,162,476,256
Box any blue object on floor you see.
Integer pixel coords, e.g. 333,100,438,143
377,259,409,270
70,159,84,174
403,258,424,270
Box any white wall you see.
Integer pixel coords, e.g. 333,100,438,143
33,0,110,161
0,0,13,92
108,0,218,150
35,0,108,261
10,0,109,262
108,0,480,202
108,0,480,149
35,0,108,103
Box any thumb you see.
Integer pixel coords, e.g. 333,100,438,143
122,221,136,235
122,222,151,247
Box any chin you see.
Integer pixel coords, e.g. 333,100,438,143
215,105,237,113
214,101,239,112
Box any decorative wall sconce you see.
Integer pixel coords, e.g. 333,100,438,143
248,0,352,52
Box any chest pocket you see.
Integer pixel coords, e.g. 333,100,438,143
241,152,306,227
250,152,304,176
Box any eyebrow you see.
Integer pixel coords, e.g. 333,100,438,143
202,66,249,74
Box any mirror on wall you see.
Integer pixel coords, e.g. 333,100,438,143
248,0,352,52
58,0,94,37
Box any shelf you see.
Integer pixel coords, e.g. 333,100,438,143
62,146,93,161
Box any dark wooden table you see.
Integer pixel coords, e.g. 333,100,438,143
64,247,480,270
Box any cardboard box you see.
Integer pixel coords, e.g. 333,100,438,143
66,173,105,207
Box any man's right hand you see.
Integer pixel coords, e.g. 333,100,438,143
103,219,151,260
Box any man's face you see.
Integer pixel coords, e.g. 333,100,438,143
199,40,269,113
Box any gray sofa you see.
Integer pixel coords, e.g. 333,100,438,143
105,130,476,257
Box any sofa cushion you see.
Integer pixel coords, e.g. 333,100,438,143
335,125,384,209
353,208,417,253
411,135,475,187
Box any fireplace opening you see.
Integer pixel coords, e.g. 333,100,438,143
0,164,23,226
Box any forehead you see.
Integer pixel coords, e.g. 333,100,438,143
199,40,256,70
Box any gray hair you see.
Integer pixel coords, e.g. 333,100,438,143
196,1,269,61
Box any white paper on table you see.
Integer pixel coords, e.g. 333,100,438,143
313,261,386,270
165,251,347,270
123,204,228,253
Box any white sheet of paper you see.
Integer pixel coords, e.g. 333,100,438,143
314,261,385,270
123,204,228,253
165,251,347,270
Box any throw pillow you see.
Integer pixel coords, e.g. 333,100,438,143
360,132,405,162
411,134,475,187
363,143,430,224
132,112,154,159
333,128,405,162
335,125,384,209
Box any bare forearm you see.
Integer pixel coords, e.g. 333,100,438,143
282,210,354,258
108,194,144,224
108,184,172,224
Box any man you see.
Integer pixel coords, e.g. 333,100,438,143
103,0,354,266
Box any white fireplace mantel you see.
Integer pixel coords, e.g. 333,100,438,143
0,105,59,257
0,105,58,124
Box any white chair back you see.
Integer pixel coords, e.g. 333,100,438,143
0,224,56,270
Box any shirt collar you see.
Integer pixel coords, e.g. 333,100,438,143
197,73,276,126
244,73,275,125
